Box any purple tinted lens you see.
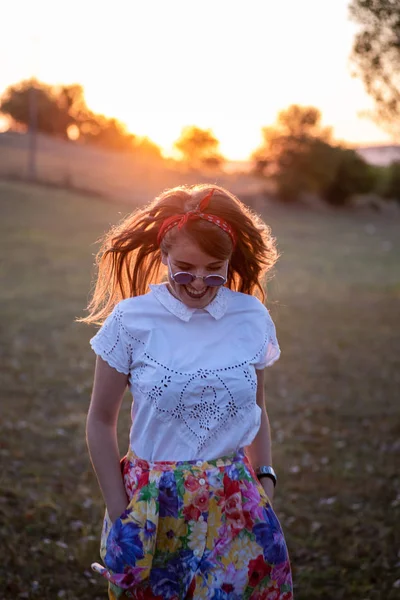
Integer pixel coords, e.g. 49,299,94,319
173,272,195,285
204,275,226,287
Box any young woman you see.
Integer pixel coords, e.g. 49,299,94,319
83,184,293,599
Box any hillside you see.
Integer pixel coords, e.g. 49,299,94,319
0,132,267,206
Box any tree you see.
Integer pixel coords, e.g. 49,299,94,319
268,104,332,140
0,79,147,154
349,0,400,139
80,115,136,150
252,105,336,202
253,105,377,205
133,136,162,159
0,79,91,139
174,126,224,168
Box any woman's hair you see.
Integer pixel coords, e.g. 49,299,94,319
81,184,279,324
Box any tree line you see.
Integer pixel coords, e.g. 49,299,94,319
1,81,399,206
1,0,399,205
0,79,223,166
0,79,161,158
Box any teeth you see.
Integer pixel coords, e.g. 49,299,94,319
185,287,207,297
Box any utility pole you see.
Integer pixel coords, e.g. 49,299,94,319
27,82,37,180
27,36,39,180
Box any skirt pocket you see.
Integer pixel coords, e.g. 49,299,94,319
93,458,160,590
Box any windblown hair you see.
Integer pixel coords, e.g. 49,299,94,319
81,184,279,324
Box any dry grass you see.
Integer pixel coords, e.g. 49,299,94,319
0,179,399,599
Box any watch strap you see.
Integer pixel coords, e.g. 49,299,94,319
255,465,277,487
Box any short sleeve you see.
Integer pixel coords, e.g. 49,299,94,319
254,313,281,370
90,305,131,375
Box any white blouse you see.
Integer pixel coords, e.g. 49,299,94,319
90,283,280,461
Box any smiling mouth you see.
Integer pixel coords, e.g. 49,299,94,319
183,286,208,299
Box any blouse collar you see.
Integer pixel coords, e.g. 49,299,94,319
149,283,229,322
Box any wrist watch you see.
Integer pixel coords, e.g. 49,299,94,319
256,465,277,487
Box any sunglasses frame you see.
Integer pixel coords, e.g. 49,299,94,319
167,257,228,287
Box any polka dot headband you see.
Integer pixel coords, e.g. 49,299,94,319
157,189,237,247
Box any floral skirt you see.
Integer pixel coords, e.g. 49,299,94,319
91,448,293,599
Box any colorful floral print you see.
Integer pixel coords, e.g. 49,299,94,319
91,449,293,599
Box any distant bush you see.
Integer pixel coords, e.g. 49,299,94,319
384,161,400,201
368,164,389,197
322,148,376,206
174,126,224,169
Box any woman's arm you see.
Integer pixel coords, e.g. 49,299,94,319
86,356,130,522
246,369,275,503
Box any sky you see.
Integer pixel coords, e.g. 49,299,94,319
0,0,393,160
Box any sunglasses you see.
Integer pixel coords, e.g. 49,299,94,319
168,257,227,287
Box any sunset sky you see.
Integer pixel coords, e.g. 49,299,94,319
0,0,393,160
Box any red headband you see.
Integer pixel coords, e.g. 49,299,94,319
157,189,236,247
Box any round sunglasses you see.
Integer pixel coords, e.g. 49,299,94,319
168,257,227,287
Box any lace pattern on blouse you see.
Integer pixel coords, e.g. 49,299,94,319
90,289,280,457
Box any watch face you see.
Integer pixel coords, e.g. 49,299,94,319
256,466,277,482
260,466,275,476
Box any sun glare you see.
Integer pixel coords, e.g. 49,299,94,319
0,115,9,133
67,124,80,141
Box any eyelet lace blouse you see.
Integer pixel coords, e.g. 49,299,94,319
90,283,280,461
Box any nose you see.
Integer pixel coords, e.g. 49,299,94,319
191,274,206,290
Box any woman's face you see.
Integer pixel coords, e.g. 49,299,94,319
162,234,228,309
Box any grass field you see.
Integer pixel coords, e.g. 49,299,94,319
0,179,399,600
